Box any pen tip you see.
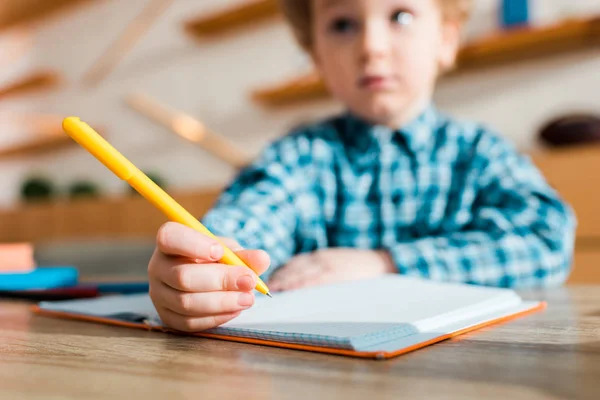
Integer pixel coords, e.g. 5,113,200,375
266,292,273,298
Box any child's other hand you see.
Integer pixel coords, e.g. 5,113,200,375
148,222,270,332
268,248,395,292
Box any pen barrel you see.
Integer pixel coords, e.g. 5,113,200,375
127,172,208,234
127,173,270,295
62,117,136,181
63,116,270,296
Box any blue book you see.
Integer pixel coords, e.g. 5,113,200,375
93,282,149,294
501,0,530,28
0,267,78,291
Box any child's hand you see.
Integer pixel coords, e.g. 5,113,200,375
148,222,270,332
268,248,395,292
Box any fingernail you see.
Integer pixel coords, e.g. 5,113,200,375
210,244,222,260
238,292,254,307
236,275,254,290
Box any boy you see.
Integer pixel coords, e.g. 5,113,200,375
148,0,576,332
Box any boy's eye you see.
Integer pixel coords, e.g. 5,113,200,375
391,10,414,26
329,17,358,34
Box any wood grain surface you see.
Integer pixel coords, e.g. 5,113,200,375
1,285,599,399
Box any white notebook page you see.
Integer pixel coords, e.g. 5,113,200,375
39,275,523,350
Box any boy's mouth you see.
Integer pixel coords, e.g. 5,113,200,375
358,75,395,91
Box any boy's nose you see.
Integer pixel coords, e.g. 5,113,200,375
359,20,391,63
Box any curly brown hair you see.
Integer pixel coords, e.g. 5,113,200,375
278,0,473,51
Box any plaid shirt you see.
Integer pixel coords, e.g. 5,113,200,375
202,105,576,288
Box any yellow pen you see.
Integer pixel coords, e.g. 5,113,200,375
62,117,272,298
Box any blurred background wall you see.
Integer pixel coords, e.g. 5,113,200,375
0,0,599,281
0,0,598,206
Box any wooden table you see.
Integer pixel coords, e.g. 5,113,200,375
1,286,599,400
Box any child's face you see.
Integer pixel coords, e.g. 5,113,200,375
311,0,460,127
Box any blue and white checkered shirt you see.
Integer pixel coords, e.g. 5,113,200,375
202,105,576,288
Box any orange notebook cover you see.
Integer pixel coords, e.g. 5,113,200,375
33,276,545,360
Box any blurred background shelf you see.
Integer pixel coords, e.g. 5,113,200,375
457,16,600,70
0,0,598,284
0,115,103,159
252,16,600,107
0,30,33,68
0,0,97,31
183,0,280,38
126,93,253,168
0,70,62,101
0,187,222,242
82,0,174,86
251,71,326,106
0,134,73,159
530,144,600,284
1,143,599,284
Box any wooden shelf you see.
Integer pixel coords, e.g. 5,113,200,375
0,134,74,159
456,16,600,70
0,30,33,68
0,187,222,242
0,70,62,101
0,116,102,159
82,0,174,86
184,0,280,37
0,0,96,31
252,17,600,107
530,144,600,239
251,71,327,106
126,93,253,168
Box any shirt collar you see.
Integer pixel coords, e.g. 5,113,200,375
340,103,440,155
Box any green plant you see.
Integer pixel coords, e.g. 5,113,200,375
68,181,101,199
20,176,56,203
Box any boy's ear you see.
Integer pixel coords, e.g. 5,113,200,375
438,19,462,72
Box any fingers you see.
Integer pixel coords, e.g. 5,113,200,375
157,222,224,261
155,223,271,276
153,304,242,333
149,223,273,332
149,250,258,292
150,279,255,317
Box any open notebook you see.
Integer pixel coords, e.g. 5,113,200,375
33,275,544,359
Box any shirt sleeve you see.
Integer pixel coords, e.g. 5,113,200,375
386,131,577,288
200,136,306,280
